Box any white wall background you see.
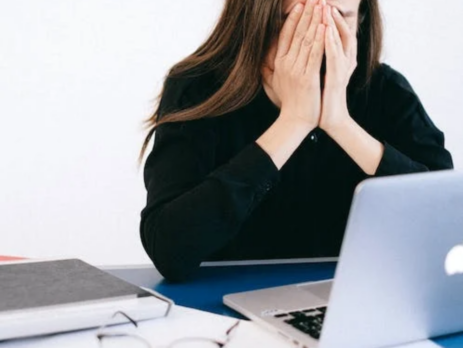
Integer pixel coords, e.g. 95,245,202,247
1,0,462,266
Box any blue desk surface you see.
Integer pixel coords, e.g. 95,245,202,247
104,262,463,347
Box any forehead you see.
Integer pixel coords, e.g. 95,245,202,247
283,0,361,15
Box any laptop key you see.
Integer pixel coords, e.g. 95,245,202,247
283,310,324,340
289,311,307,318
274,313,289,318
292,321,311,332
302,309,317,314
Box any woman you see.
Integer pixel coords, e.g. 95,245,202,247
139,0,454,282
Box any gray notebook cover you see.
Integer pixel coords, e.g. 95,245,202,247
0,259,150,313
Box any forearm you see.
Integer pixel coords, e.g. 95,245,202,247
141,140,281,282
325,115,385,176
142,181,245,282
257,110,315,170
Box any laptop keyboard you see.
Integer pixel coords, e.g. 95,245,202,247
274,306,326,340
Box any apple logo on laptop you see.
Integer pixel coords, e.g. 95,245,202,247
445,244,463,276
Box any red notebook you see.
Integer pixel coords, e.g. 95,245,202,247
0,256,26,262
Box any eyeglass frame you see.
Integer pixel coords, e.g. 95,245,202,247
95,287,240,348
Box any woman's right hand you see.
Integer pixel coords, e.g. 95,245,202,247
262,0,326,131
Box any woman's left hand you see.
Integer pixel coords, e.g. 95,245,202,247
320,5,358,133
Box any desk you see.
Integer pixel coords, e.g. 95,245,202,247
104,262,463,348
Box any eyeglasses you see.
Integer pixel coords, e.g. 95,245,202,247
95,288,240,348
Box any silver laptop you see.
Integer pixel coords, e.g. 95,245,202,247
224,170,463,348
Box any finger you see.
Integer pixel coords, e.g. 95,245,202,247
324,6,343,53
306,24,326,75
325,25,338,64
276,3,305,59
287,0,318,59
332,7,354,54
294,4,323,70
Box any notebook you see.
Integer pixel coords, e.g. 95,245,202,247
0,258,172,341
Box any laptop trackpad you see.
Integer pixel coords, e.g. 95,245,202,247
298,281,333,302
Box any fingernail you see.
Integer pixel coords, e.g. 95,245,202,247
294,3,303,12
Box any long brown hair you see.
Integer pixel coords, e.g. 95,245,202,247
138,0,383,164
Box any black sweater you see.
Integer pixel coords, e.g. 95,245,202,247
140,64,454,282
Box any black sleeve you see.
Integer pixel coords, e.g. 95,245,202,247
372,71,454,177
140,77,281,282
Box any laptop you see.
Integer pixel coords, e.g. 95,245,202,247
224,170,463,348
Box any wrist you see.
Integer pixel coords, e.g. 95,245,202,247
279,107,318,134
324,113,353,137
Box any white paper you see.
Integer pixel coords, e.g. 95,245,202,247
0,305,444,348
0,305,292,348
